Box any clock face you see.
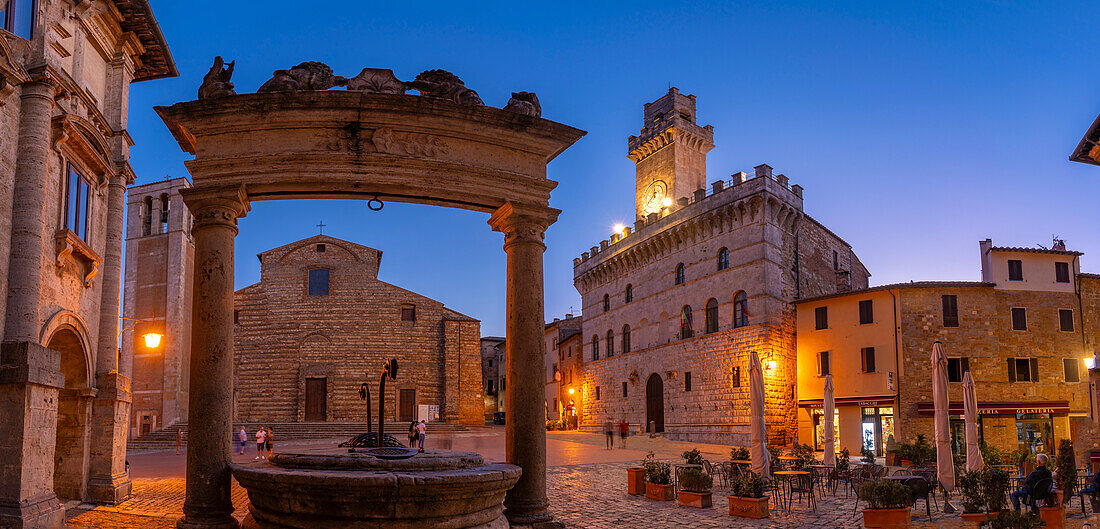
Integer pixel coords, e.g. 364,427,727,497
642,180,668,215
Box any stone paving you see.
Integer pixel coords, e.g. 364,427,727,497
63,430,1100,528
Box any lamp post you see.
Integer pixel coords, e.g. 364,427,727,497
118,316,164,349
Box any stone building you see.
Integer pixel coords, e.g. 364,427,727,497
122,177,193,438
480,336,504,420
0,0,174,524
795,239,1100,459
232,234,484,425
542,314,581,423
573,88,869,444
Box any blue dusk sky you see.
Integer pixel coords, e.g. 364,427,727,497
127,1,1100,337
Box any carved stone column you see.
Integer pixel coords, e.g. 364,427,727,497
4,79,55,342
177,188,249,529
488,202,561,528
88,174,132,504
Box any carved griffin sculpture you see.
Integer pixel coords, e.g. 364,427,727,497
503,91,541,117
198,56,235,100
408,69,483,106
258,61,347,92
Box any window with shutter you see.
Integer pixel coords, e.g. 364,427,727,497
1008,260,1023,281
942,295,959,327
815,307,828,330
1055,262,1070,283
859,300,874,325
861,347,876,373
947,358,969,382
818,351,831,376
1011,308,1027,331
1059,309,1074,332
1064,359,1081,382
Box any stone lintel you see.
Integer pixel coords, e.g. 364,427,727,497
0,341,63,388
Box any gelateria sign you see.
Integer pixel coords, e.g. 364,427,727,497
915,401,1070,416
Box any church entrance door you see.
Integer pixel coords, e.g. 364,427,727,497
646,374,664,433
305,378,326,421
399,389,416,422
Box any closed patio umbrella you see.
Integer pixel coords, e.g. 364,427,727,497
962,371,984,473
932,341,955,491
749,351,771,477
823,374,836,468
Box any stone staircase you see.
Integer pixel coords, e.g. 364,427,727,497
127,421,476,452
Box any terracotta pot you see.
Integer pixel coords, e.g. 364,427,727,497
885,452,896,466
644,482,675,501
677,490,712,508
1038,505,1064,529
727,495,769,519
626,468,645,495
862,507,911,529
960,512,986,527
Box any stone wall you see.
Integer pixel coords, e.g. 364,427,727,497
232,235,483,425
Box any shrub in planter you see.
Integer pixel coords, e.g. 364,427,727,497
642,452,673,501
981,444,1008,467
837,447,851,473
861,444,876,465
730,446,750,461
912,434,935,466
1055,438,1076,505
766,444,782,463
677,467,713,508
793,442,815,467
727,472,768,519
980,510,1039,529
681,448,704,466
958,470,987,526
982,466,1010,514
858,479,912,529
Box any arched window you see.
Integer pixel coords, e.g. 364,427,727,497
625,284,633,303
705,298,719,334
680,305,693,339
622,324,631,353
142,196,153,236
606,329,614,356
603,294,610,312
591,335,600,361
734,291,748,328
675,263,685,285
717,247,729,271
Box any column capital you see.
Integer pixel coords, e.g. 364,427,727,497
182,186,251,232
488,202,559,250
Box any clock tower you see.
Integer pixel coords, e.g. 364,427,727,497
628,88,715,220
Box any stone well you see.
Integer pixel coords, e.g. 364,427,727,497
231,448,521,529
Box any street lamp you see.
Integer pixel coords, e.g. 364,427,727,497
119,316,164,349
567,387,575,395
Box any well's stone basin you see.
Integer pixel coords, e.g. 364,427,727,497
231,448,521,529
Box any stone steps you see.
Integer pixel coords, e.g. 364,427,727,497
127,421,475,452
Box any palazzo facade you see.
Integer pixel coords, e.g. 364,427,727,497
0,0,174,525
573,88,869,445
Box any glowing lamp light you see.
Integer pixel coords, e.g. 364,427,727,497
1087,357,1096,370
766,360,777,371
612,223,625,235
143,333,163,349
662,197,673,207
568,388,575,395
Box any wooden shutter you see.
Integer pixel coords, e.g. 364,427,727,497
961,357,969,374
1007,358,1016,382
1029,358,1038,382
863,347,875,373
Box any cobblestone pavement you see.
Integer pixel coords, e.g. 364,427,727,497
63,431,1100,527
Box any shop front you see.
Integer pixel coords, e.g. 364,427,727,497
916,401,1069,456
799,395,896,456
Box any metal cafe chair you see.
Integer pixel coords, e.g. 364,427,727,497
787,473,817,512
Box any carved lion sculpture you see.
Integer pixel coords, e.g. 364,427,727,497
408,69,483,106
257,61,347,92
198,56,235,100
503,91,541,117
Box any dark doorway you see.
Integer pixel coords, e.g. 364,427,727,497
48,328,91,502
645,373,664,433
305,378,327,421
399,389,416,422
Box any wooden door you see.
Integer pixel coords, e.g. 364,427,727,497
305,378,327,421
645,374,664,433
398,389,416,422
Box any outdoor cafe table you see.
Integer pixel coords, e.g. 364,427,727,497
773,470,810,509
805,464,831,493
778,455,801,469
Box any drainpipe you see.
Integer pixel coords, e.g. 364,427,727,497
889,288,902,434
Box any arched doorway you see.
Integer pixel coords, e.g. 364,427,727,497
646,373,664,433
156,71,584,528
46,328,92,503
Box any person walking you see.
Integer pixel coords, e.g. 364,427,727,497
416,420,427,452
175,428,183,455
265,428,274,457
604,420,614,450
619,419,629,449
237,427,248,455
255,426,267,459
408,420,418,448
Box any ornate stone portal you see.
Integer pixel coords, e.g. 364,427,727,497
161,59,584,529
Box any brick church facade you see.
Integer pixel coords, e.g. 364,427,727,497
572,88,869,445
232,235,484,425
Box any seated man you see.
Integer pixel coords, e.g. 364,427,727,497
1011,453,1052,511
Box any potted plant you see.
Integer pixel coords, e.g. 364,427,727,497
642,452,674,501
727,472,769,519
861,444,876,465
677,467,713,508
983,466,1010,518
1054,438,1076,505
859,479,912,528
681,448,705,466
912,434,935,466
730,446,750,461
979,510,1039,529
957,470,987,526
793,442,814,467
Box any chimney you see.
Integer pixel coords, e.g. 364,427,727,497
1053,238,1067,251
979,239,993,282
835,269,851,293
754,164,773,179
565,313,573,319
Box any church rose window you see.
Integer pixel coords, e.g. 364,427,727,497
307,268,330,296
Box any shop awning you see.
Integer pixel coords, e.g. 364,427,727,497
915,401,1069,416
798,395,896,409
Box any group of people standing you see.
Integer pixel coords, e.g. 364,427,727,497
407,420,428,452
603,420,629,449
236,426,274,459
